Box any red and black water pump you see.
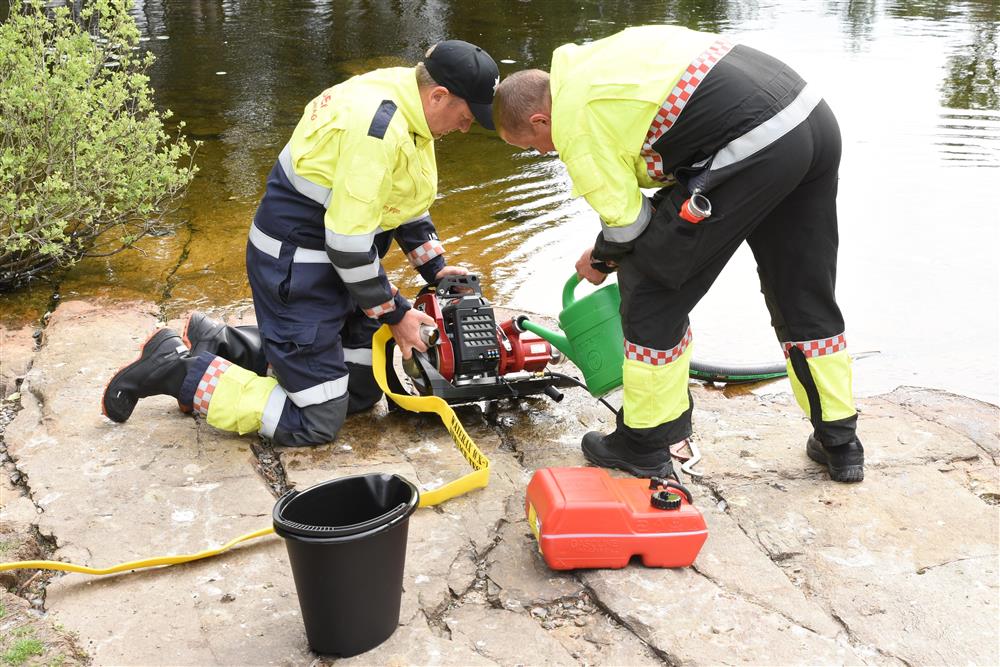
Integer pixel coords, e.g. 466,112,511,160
382,274,579,404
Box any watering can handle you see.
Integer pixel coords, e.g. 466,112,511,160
562,273,582,310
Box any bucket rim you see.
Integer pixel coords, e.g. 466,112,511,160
272,473,419,540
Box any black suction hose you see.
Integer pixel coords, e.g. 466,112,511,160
549,360,787,389
688,359,787,384
688,351,879,384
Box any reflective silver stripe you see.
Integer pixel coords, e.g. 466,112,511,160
249,222,281,259
285,376,349,408
259,385,287,438
402,211,430,224
601,194,653,243
250,222,332,264
343,347,373,366
325,228,376,252
334,256,381,283
711,85,821,171
292,247,331,263
278,143,332,207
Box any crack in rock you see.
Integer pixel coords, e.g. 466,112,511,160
580,581,679,666
704,472,919,666
898,401,999,466
829,610,912,667
0,305,67,611
249,435,288,498
915,554,997,575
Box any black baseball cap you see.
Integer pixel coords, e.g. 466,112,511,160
423,40,500,130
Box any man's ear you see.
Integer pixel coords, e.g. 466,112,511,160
528,113,550,128
431,86,450,105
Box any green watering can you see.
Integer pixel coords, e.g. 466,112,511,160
519,274,625,396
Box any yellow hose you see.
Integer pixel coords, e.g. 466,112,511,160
0,527,275,575
0,325,489,576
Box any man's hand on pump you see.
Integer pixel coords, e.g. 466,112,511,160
390,308,436,360
435,265,469,279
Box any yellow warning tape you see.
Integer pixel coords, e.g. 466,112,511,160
371,325,491,507
0,326,488,576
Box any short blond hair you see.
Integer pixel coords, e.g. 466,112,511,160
492,69,551,134
415,62,438,89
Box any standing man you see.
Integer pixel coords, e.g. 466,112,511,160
492,25,863,482
102,41,500,446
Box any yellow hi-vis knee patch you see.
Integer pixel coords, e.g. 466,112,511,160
622,342,692,429
788,349,856,422
206,364,280,435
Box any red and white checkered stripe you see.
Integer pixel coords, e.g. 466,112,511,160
364,299,396,319
625,328,693,366
407,240,444,268
641,39,734,182
782,333,847,359
192,357,233,416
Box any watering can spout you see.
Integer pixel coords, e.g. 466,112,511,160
514,274,626,397
518,318,574,361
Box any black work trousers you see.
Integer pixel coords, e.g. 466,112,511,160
616,97,857,449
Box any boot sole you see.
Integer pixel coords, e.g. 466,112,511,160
179,313,205,413
807,438,864,483
181,311,204,350
177,311,219,414
102,328,175,423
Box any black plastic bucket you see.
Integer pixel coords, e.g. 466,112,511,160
272,473,419,657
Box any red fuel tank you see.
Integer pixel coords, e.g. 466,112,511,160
525,467,707,570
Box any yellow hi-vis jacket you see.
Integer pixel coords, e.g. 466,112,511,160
286,67,437,237
549,25,718,239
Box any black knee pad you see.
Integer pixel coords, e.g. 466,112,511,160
346,362,383,414
271,394,349,447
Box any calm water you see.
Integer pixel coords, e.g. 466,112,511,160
2,0,998,404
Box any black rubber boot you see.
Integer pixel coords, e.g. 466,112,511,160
581,430,675,478
806,434,865,483
182,311,268,375
102,329,197,423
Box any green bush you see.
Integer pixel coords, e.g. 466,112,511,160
0,0,197,290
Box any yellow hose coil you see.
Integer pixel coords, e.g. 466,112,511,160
0,325,489,575
371,325,491,507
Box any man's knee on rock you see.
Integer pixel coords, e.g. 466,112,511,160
270,394,349,447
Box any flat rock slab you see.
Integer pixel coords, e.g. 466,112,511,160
4,300,306,665
582,565,860,665
719,467,999,666
0,300,996,666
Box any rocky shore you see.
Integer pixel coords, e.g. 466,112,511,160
1,299,997,666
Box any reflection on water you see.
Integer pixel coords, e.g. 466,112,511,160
936,110,1000,164
1,0,997,402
